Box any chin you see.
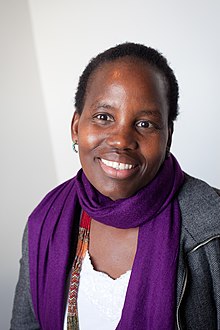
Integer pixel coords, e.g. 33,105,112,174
99,185,140,201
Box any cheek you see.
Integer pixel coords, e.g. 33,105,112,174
78,124,100,150
147,132,168,152
141,132,168,164
79,134,98,149
77,126,105,171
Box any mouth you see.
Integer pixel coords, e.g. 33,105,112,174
98,158,138,179
100,158,136,170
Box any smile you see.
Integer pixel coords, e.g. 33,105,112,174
100,158,135,170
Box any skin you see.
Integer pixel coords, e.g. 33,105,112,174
72,58,173,278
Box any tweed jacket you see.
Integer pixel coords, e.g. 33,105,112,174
10,174,220,330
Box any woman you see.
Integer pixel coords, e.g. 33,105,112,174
11,43,220,330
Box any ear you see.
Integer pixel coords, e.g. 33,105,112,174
71,111,80,142
167,122,173,151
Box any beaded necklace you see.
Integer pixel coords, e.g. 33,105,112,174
67,211,91,330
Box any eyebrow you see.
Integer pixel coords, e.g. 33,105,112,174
137,110,162,119
93,102,113,110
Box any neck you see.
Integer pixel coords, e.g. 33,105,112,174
89,219,139,279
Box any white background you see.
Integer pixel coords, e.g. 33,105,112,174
1,0,220,328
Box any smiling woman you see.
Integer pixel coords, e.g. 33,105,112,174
10,43,220,330
72,59,170,200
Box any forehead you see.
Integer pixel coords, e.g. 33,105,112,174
89,57,165,85
85,58,168,111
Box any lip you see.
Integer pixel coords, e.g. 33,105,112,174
98,157,139,179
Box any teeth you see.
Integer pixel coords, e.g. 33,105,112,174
101,158,134,170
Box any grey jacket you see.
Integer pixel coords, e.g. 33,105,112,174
10,174,220,330
176,175,220,329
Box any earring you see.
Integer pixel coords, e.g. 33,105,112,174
72,140,78,153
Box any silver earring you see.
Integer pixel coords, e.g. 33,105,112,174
72,141,78,153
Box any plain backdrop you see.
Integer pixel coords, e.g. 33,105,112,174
1,0,220,328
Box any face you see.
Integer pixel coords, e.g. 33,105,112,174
72,58,172,200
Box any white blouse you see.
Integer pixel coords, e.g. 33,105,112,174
64,251,131,329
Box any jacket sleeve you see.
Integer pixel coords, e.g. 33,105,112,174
180,237,220,330
10,224,40,330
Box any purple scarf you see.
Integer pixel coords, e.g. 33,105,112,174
28,154,184,330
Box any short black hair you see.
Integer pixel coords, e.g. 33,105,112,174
75,42,179,124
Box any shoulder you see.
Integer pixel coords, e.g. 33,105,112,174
29,177,76,219
178,173,220,252
27,176,78,242
177,176,220,329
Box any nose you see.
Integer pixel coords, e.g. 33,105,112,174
105,125,138,150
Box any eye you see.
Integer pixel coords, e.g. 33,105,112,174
136,120,154,128
94,113,114,122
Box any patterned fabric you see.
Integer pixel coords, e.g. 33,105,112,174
67,211,91,330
